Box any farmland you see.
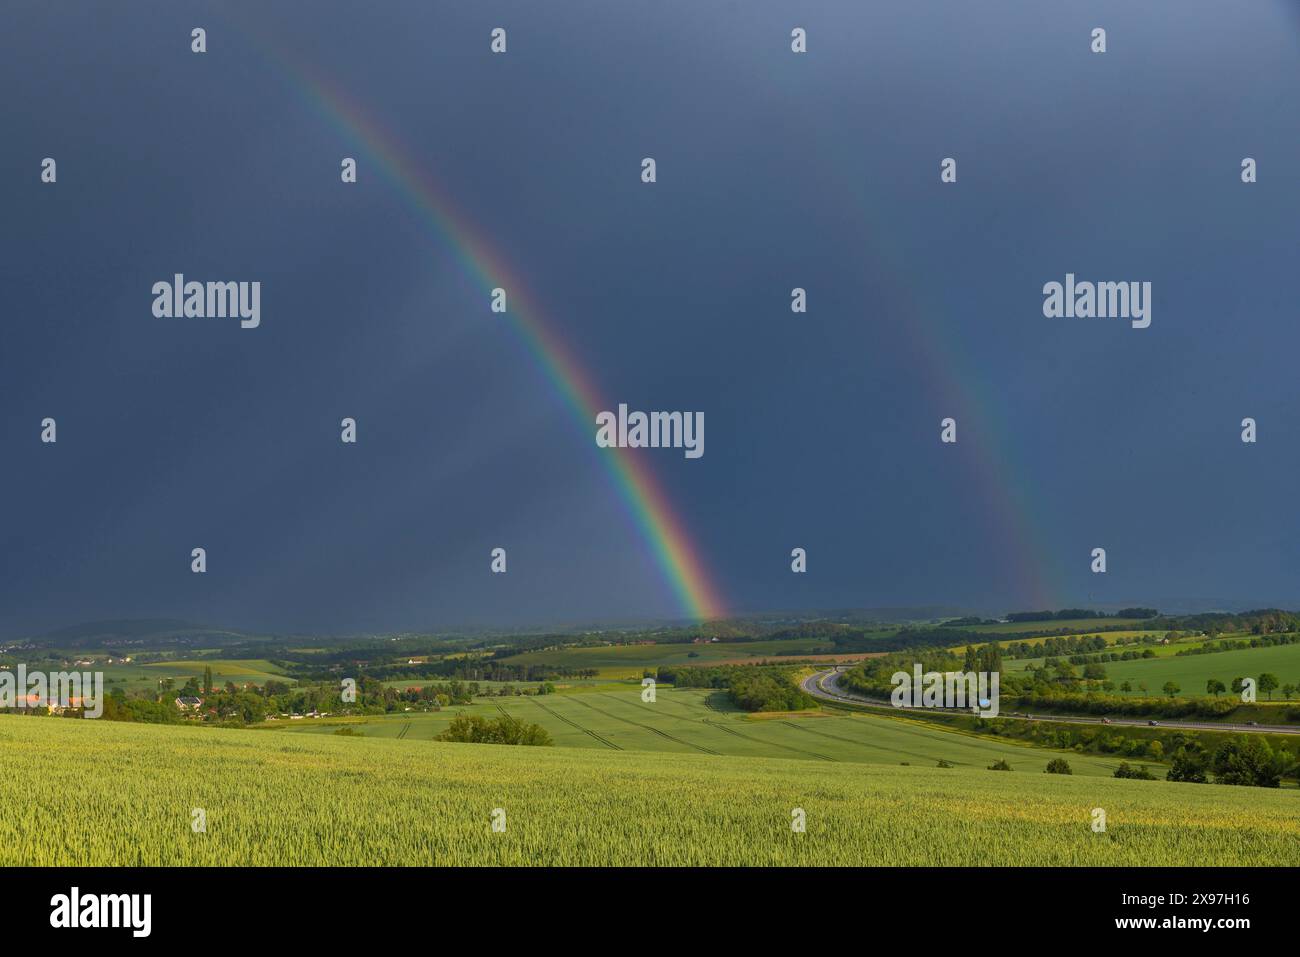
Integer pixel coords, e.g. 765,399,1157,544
0,714,1295,866
957,618,1147,635
266,685,1138,776
965,630,1167,655
495,637,850,678
1000,637,1300,698
6,609,1300,868
97,658,293,693
1096,643,1300,698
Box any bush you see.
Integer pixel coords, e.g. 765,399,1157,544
936,759,953,768
1045,758,1072,775
988,759,1012,771
435,714,553,746
1113,762,1155,780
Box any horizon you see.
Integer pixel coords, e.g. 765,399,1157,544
11,599,1300,644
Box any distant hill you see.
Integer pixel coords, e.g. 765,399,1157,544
28,618,251,649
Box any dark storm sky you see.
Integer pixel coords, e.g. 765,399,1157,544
2,1,1298,636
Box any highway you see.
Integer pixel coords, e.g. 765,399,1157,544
800,667,1300,735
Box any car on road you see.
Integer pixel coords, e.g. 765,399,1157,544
1148,720,1159,726
1247,721,1259,727
1101,718,1111,724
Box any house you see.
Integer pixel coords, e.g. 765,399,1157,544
19,694,85,714
174,696,203,711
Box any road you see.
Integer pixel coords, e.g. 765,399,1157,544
801,667,1300,735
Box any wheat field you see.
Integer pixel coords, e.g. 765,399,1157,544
1,715,1295,866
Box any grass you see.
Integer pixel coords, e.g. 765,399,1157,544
0,714,1293,866
1004,639,1213,670
1097,642,1300,698
958,630,1166,654
266,687,1146,776
495,638,838,678
93,659,293,693
957,618,1146,635
379,677,581,691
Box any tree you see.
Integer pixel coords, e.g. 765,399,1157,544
1166,752,1208,783
1210,737,1287,788
1206,678,1226,697
1162,681,1180,698
977,643,1002,675
1044,758,1072,775
1258,673,1279,700
1120,680,1133,692
1282,684,1296,701
203,666,214,695
1051,659,1077,682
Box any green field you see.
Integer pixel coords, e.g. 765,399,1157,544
0,714,1293,866
1097,643,1300,698
98,659,293,692
1001,638,1207,672
267,687,1142,776
958,618,1146,635
496,638,844,678
380,677,580,691
956,632,1166,656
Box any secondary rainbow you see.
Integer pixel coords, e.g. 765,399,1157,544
251,43,727,622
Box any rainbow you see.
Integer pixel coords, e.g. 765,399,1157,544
742,97,1061,611
234,30,727,622
828,188,1061,610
